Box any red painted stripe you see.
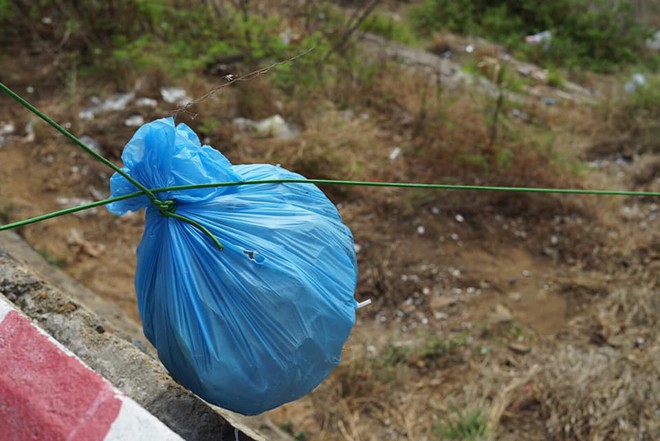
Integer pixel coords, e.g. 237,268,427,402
0,310,122,441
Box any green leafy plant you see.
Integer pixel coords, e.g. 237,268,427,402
432,408,487,440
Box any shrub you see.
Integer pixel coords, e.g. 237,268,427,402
408,0,654,72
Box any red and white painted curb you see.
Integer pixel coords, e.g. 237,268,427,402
0,298,183,441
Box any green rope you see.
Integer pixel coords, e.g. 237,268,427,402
0,179,657,233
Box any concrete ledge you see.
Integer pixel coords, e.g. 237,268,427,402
0,297,183,440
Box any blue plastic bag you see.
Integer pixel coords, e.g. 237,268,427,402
107,117,358,415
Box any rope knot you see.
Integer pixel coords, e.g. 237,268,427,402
152,199,176,216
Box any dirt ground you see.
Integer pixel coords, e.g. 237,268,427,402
0,35,658,441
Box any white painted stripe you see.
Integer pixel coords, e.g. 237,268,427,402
104,397,184,441
0,297,13,324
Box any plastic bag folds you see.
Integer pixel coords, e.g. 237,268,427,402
108,117,358,415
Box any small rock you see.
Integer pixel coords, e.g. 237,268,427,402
508,292,522,302
508,342,531,354
416,225,425,235
430,295,457,310
455,214,464,223
491,304,512,323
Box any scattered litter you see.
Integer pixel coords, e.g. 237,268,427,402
465,44,475,54
624,73,646,93
232,117,255,130
79,136,103,155
100,93,134,112
522,270,532,277
24,121,35,143
450,233,459,241
135,97,158,107
511,108,526,119
0,122,15,144
88,187,108,201
525,30,552,50
26,86,34,94
416,225,425,235
56,197,98,217
389,147,402,160
353,243,362,254
79,93,135,120
254,115,298,138
455,214,464,223
124,115,145,127
160,87,191,105
279,27,292,45
233,115,298,138
646,30,660,51
78,109,95,121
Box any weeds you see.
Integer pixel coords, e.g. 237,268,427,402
432,408,487,441
36,248,63,268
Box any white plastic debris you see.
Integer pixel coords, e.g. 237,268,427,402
160,87,191,105
389,147,402,160
55,197,98,217
0,123,15,135
254,115,298,138
79,93,135,121
465,44,475,54
79,136,103,155
646,30,660,51
624,73,647,93
135,97,158,107
78,109,95,121
100,93,134,111
124,115,145,127
525,30,552,48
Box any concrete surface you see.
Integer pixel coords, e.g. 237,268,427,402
0,231,294,441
